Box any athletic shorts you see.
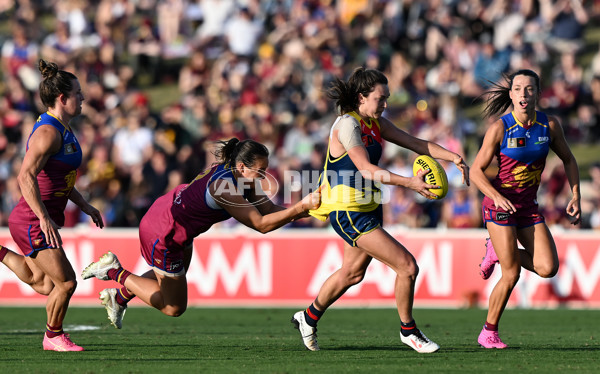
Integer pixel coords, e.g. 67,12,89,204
482,196,545,229
8,221,52,256
139,215,186,277
329,205,383,247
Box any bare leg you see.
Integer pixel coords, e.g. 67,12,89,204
121,244,192,297
1,246,54,295
354,228,418,323
122,271,188,317
29,248,77,328
516,224,559,278
486,224,521,325
313,243,372,311
313,228,418,324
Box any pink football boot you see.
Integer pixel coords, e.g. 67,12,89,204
43,333,84,352
479,238,499,280
478,327,508,349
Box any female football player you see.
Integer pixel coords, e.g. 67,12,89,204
470,69,581,348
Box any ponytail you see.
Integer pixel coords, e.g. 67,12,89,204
213,138,269,166
38,59,78,109
326,67,388,114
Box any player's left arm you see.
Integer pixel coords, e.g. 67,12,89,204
548,115,581,225
379,117,470,186
69,187,104,228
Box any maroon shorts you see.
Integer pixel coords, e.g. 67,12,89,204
8,221,52,256
482,196,545,228
139,213,186,275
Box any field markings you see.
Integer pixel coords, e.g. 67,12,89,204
8,324,101,333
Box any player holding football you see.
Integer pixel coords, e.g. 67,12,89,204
470,69,581,348
81,138,321,327
0,60,104,351
292,67,469,353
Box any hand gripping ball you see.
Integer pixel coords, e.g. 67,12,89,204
412,155,448,200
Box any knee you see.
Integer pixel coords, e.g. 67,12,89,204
52,279,77,297
500,268,520,287
536,263,558,278
61,279,78,297
396,259,419,280
163,304,187,317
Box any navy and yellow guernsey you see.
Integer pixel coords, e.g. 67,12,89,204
309,111,383,221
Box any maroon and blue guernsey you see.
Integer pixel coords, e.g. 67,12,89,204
489,110,551,208
9,112,82,227
140,163,239,253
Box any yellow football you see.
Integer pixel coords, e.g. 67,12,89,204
412,155,448,200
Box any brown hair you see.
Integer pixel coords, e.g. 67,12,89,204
326,67,388,114
481,69,541,118
38,59,78,108
213,138,269,166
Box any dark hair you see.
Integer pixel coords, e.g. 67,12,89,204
38,59,78,108
481,69,541,118
213,138,269,167
326,67,388,114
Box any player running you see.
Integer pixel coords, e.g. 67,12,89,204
292,67,469,353
470,69,581,348
1,60,104,351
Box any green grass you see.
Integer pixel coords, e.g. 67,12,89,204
0,307,598,373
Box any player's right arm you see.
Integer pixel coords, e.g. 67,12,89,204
333,116,438,199
17,125,63,248
209,179,321,234
470,119,516,213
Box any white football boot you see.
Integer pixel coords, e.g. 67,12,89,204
400,329,440,353
81,251,121,280
100,288,127,329
291,311,320,351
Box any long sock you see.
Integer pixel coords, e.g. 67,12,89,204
116,286,134,306
484,321,498,331
400,319,418,337
304,303,323,327
46,323,63,338
107,268,132,286
0,245,8,262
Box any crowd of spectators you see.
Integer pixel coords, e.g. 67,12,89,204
1,0,600,231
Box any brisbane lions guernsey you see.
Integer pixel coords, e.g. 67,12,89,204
309,111,383,221
9,112,82,226
491,111,551,208
141,163,240,251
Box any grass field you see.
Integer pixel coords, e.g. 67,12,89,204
0,307,598,373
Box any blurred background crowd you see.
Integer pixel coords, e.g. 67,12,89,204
1,0,600,231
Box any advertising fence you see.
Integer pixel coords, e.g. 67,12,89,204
1,228,599,308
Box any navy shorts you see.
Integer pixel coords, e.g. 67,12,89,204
329,205,383,247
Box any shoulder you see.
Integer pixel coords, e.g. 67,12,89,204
545,114,562,129
545,114,567,139
335,114,360,129
28,124,62,153
487,118,505,137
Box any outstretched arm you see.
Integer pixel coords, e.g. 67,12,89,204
379,117,470,186
211,180,322,233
